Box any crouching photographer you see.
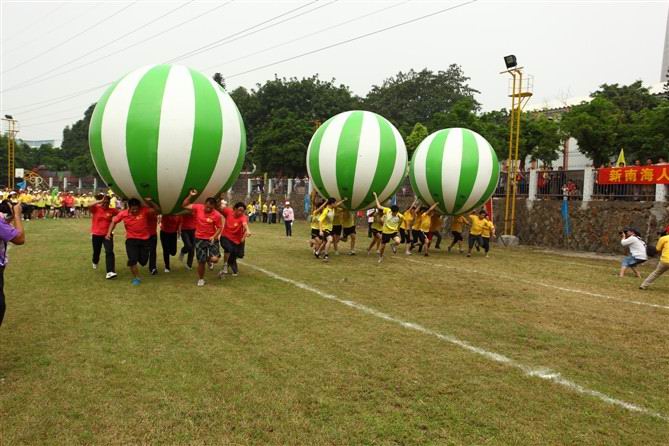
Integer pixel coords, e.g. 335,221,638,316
0,199,25,327
640,225,669,290
619,227,647,278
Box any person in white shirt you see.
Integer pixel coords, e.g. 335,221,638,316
282,202,294,237
619,227,648,278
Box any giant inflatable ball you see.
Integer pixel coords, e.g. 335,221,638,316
306,110,407,210
410,128,499,216
88,64,246,214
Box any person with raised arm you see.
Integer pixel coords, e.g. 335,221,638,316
181,189,223,287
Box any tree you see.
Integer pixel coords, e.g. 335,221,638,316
364,66,480,135
561,97,622,166
213,72,226,89
61,104,96,175
427,97,480,133
252,109,313,175
477,109,509,159
405,123,428,156
520,113,563,167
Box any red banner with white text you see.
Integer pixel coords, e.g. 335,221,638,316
597,166,669,185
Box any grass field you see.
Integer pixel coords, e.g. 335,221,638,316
1,218,668,445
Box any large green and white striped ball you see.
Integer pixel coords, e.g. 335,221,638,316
306,111,407,210
410,128,500,216
88,64,246,214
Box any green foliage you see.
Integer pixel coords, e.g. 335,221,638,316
252,109,313,176
520,113,564,166
405,123,428,156
364,66,480,135
60,104,96,175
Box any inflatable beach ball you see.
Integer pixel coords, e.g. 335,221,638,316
306,110,407,210
410,128,500,216
88,64,246,214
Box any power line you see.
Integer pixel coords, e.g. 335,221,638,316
200,0,411,73
3,1,196,93
2,2,138,75
2,2,66,44
163,0,327,65
7,83,111,115
226,0,478,80
20,114,85,129
1,0,235,94
2,4,100,57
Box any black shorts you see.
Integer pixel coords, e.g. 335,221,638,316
311,228,320,239
381,232,398,244
320,230,332,240
451,231,463,242
220,236,245,258
343,226,356,236
195,238,221,263
125,238,150,267
371,228,381,237
412,230,426,244
332,225,343,237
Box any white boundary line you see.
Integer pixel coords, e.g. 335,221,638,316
404,258,669,311
241,261,668,421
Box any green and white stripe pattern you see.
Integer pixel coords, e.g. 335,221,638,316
88,64,246,214
306,111,407,210
410,128,499,216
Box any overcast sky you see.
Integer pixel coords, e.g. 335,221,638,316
1,0,668,144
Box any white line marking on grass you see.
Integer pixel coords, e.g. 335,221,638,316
404,258,669,311
241,261,668,421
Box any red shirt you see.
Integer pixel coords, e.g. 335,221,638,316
191,204,222,240
64,195,75,207
90,204,119,236
147,211,158,236
113,207,155,240
160,215,181,233
181,213,195,230
221,207,248,244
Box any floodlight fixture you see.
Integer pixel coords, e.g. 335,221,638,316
504,55,517,70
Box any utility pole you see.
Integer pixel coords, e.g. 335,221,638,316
500,58,532,237
1,115,19,190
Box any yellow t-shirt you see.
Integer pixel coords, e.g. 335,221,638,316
419,213,431,232
481,220,495,238
342,210,355,228
371,212,384,231
35,196,46,207
246,204,254,215
333,207,343,226
450,215,467,233
381,207,403,234
319,207,335,231
469,214,484,236
310,209,321,229
270,205,277,213
400,210,414,230
657,235,669,264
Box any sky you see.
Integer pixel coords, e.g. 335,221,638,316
1,0,668,146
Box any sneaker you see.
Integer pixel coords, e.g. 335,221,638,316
314,251,320,259
391,244,397,254
322,255,329,262
92,263,98,270
105,272,117,280
639,285,647,290
466,253,471,257
131,278,141,286
405,251,412,255
485,254,490,258
459,249,464,254
197,279,205,287
185,265,192,271
218,270,225,279
222,264,229,275
164,268,170,273
378,255,383,264
150,269,157,275
348,251,356,256
232,273,238,277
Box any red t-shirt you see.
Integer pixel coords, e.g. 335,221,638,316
90,204,119,236
64,196,75,207
221,207,248,244
191,204,222,240
181,213,196,230
160,215,181,233
113,207,154,240
147,211,158,236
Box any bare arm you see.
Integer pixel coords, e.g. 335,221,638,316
106,220,118,240
144,197,160,213
426,202,438,213
181,189,198,210
10,203,24,245
372,192,383,210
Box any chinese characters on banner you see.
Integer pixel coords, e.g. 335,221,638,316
597,166,669,185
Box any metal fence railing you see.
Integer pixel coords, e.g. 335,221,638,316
537,170,583,200
493,172,529,198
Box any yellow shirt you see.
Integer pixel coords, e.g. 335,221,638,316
657,235,669,264
418,213,431,232
450,215,467,233
469,214,484,236
371,212,384,231
246,204,254,215
270,205,277,213
333,207,343,226
310,209,321,229
381,207,403,234
481,220,495,238
319,207,335,231
262,204,268,213
400,210,414,230
341,210,355,228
